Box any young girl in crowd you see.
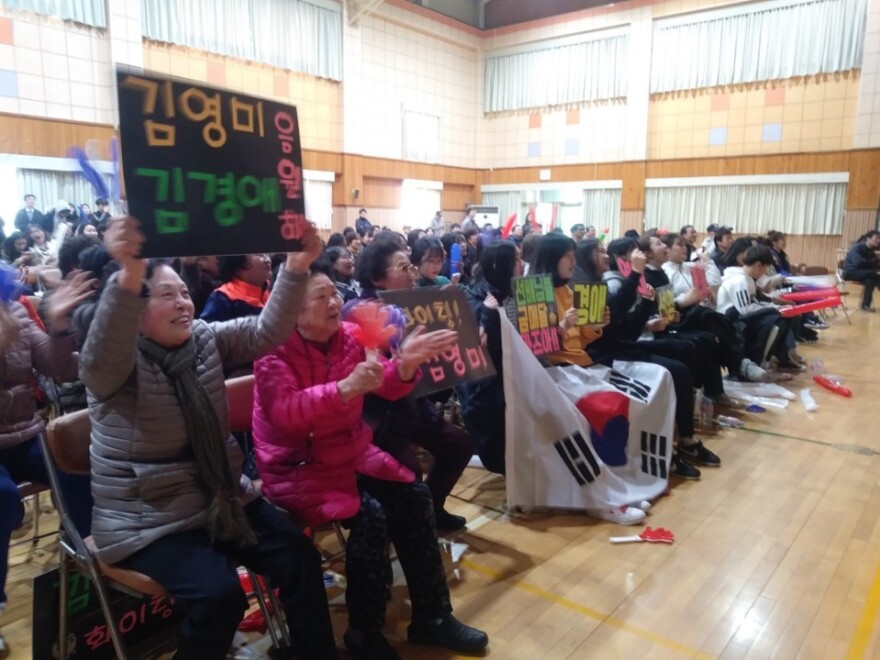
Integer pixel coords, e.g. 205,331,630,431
459,241,524,474
412,236,452,287
252,260,489,659
530,233,608,367
323,245,361,303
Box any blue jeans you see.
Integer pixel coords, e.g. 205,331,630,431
0,436,92,604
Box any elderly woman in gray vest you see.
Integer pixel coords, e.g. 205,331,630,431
80,217,338,660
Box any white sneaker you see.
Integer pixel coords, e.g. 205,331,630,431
0,632,7,658
587,505,646,525
739,358,767,382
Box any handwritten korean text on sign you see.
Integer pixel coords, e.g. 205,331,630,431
513,274,560,357
656,285,676,322
574,283,607,326
378,288,495,397
116,69,307,258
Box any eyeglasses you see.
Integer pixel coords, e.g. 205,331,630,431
390,263,418,274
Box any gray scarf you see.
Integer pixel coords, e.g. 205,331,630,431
138,336,256,548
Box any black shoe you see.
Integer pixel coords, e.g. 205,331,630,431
408,615,489,654
343,629,401,660
679,440,721,467
860,304,875,313
671,452,701,479
435,510,467,532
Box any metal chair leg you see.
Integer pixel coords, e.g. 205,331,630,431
86,558,131,660
249,571,281,651
32,491,40,547
58,549,69,660
264,580,292,649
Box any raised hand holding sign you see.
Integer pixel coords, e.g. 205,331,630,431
117,68,308,258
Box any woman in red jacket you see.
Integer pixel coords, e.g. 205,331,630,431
252,262,489,660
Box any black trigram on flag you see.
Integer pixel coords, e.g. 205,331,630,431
609,370,652,403
554,431,601,486
640,431,668,478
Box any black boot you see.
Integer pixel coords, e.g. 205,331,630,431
408,615,489,654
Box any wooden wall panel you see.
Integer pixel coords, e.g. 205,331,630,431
842,210,878,245
363,177,401,208
784,235,846,273
846,151,880,209
619,210,644,235
442,183,474,212
0,114,115,157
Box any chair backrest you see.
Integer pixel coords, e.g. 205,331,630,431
46,408,91,475
226,374,255,433
802,266,829,276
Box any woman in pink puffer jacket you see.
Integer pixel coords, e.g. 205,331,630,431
252,263,489,660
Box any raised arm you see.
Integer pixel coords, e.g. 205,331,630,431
213,227,323,368
79,217,147,399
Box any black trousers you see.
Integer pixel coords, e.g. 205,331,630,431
667,329,725,397
676,306,747,375
344,476,452,633
376,413,473,514
845,269,880,307
119,498,338,660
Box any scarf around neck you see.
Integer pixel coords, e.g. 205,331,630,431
138,336,256,548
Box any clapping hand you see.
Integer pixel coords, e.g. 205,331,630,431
398,325,459,381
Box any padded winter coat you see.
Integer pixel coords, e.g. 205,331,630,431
252,321,417,528
0,302,78,449
81,269,306,564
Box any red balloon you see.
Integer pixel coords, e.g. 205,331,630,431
779,297,841,318
813,375,852,397
779,288,839,302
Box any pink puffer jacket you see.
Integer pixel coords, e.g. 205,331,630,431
252,322,417,527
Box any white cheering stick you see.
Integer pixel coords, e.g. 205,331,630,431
610,527,674,544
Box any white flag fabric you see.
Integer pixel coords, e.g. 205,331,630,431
500,312,676,511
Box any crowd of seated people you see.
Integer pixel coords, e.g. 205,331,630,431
1,199,876,658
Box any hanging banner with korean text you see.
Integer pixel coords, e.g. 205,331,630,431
512,274,560,356
33,567,179,659
116,68,308,258
573,283,607,326
378,287,495,397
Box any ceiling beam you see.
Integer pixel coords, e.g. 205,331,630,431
478,0,492,29
348,0,385,25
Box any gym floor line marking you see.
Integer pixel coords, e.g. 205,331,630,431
846,561,880,659
739,427,880,457
460,557,715,659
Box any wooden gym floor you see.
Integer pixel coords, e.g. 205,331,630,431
5,304,880,659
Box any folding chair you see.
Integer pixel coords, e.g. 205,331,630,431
226,375,292,651
41,407,290,659
226,376,349,570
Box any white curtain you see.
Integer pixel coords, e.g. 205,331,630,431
644,183,847,235
402,110,441,164
583,189,622,239
304,177,333,230
3,0,106,27
17,169,111,214
651,0,867,93
141,0,342,81
400,183,441,229
481,191,522,226
485,32,628,113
